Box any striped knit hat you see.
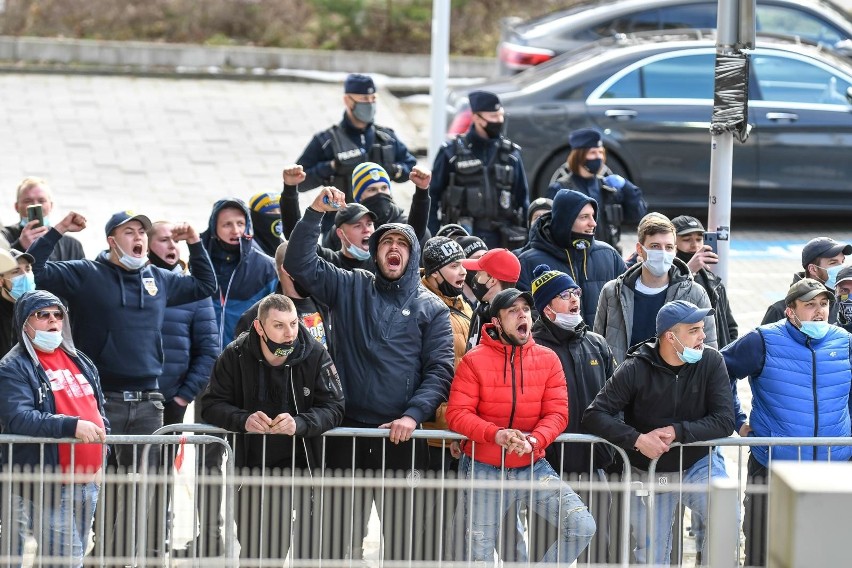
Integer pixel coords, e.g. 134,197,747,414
249,192,280,214
352,162,391,203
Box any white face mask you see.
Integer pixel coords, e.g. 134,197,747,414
112,240,147,270
552,312,583,331
641,246,675,277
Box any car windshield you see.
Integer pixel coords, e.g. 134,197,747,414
515,0,607,32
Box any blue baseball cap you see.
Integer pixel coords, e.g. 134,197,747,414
656,300,714,336
105,211,152,237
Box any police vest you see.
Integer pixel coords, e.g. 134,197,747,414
443,135,521,230
327,124,396,200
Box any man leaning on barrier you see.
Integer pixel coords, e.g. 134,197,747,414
0,290,108,568
584,300,734,565
446,288,596,565
199,293,344,561
722,278,852,567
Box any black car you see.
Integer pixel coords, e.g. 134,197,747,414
448,31,852,213
498,0,852,74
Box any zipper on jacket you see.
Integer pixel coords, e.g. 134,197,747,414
673,372,680,417
507,346,517,429
809,339,818,461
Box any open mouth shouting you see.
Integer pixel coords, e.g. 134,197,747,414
386,252,402,269
515,322,529,338
162,250,178,263
132,243,145,256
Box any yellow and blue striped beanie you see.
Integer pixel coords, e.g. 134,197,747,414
351,162,391,203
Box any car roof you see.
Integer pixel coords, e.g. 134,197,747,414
514,0,852,40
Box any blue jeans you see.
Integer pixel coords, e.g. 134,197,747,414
8,482,99,568
459,455,596,565
632,451,728,565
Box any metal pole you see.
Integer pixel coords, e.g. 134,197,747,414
707,132,733,284
708,478,740,568
428,0,451,165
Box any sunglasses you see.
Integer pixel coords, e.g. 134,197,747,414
557,289,582,300
32,310,64,321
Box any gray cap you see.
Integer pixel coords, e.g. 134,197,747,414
334,203,377,228
785,278,835,305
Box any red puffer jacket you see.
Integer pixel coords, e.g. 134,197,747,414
446,323,569,468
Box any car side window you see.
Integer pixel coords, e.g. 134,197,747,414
600,53,715,99
756,5,844,45
588,9,660,38
752,54,852,104
658,4,717,30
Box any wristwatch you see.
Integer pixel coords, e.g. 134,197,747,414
526,435,539,451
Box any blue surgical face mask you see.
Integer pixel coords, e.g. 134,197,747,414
641,246,675,278
672,333,704,364
28,325,63,352
347,243,371,261
823,264,845,289
9,272,35,300
796,317,831,340
19,216,51,228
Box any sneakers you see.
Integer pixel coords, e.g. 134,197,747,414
171,535,224,558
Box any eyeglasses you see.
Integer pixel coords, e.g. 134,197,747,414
32,310,64,321
557,289,582,300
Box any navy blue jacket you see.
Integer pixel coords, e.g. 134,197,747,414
0,290,109,469
284,209,454,425
518,211,626,324
30,229,217,392
200,199,278,350
159,269,218,403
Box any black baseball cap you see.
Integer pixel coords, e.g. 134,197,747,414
671,215,705,236
801,237,852,269
334,203,377,228
489,288,533,319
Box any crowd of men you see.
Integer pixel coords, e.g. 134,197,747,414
0,73,849,568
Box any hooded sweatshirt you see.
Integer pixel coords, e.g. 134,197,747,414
200,198,279,349
284,208,454,425
30,228,217,391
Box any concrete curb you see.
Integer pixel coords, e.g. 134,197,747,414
0,36,496,82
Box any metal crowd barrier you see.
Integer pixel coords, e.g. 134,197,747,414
3,429,851,568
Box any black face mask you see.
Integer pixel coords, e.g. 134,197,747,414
584,158,602,174
675,249,694,264
495,319,523,346
482,119,503,139
148,252,179,272
250,211,283,257
471,278,491,302
437,279,463,298
465,270,478,290
217,239,241,254
360,193,396,226
570,231,594,250
258,321,297,359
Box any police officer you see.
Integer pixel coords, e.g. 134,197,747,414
429,90,530,249
296,73,417,233
548,128,646,250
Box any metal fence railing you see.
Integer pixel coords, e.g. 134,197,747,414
1,429,850,567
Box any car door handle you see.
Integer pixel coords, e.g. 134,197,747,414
766,112,799,122
604,109,638,120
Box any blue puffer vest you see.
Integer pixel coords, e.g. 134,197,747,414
751,320,852,465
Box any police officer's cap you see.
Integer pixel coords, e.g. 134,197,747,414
469,91,502,113
344,74,375,95
569,128,603,149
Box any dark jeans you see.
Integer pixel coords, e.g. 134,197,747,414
743,454,768,568
322,418,429,562
93,395,164,562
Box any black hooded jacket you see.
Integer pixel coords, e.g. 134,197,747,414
582,338,734,472
199,321,344,471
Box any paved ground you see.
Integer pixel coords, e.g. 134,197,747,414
2,71,851,565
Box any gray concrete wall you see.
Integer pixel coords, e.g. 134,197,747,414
0,36,495,79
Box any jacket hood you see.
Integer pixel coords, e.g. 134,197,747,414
626,337,669,369
200,198,257,256
14,290,77,359
550,189,597,248
368,223,421,292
